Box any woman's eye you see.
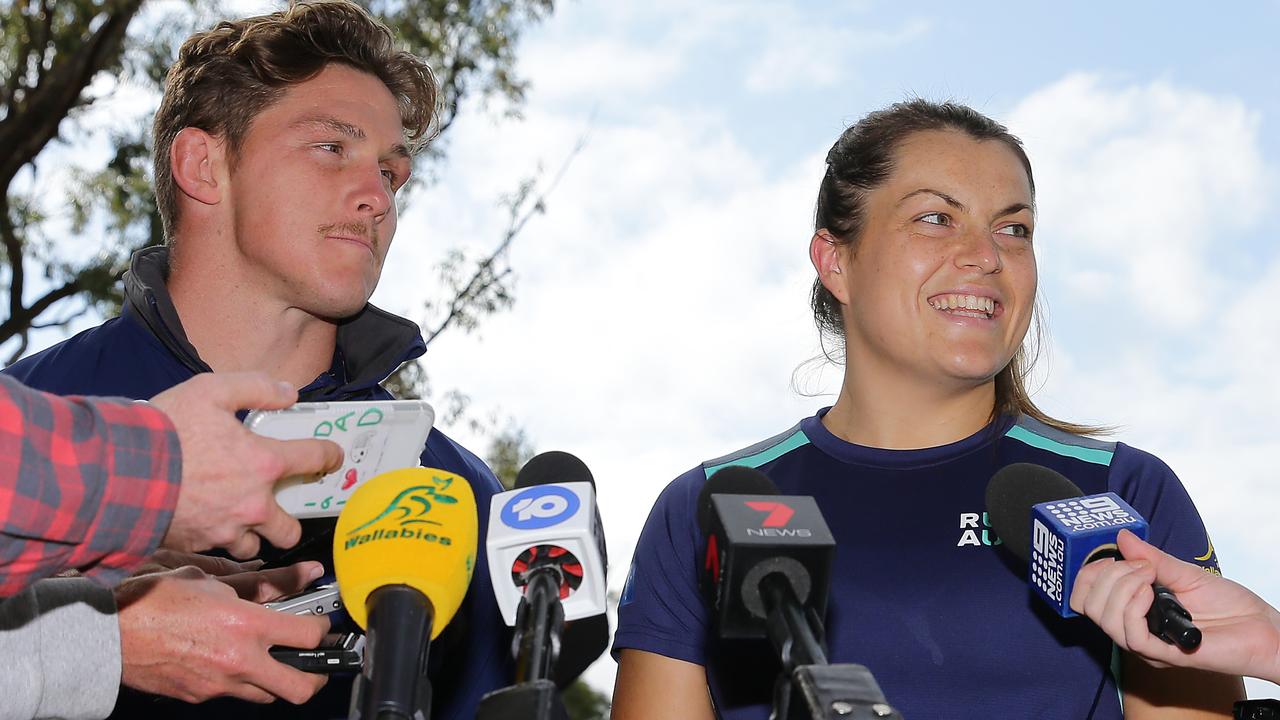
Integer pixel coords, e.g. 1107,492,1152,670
381,169,396,184
317,143,342,154
919,212,950,226
995,223,1030,238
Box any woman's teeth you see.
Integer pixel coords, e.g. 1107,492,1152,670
929,294,996,318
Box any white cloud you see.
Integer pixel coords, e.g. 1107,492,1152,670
520,38,684,101
744,18,932,94
1008,74,1269,330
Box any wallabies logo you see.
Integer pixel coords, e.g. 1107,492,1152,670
342,474,458,549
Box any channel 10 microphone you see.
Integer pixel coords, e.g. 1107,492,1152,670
697,465,835,641
985,462,1201,650
333,467,478,720
486,451,607,626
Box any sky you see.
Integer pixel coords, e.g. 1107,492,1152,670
11,0,1280,702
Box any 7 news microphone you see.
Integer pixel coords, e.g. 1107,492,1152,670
985,462,1202,650
477,451,609,720
332,467,478,720
699,466,901,720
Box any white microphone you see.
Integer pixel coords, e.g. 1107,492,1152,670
486,453,607,626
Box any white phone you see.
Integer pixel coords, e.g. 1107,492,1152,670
245,399,434,518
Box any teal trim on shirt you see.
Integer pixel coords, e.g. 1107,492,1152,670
1005,424,1114,466
704,430,811,478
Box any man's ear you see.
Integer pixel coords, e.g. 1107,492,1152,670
810,229,851,305
170,127,225,207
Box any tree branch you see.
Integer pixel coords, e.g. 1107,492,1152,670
32,0,55,92
0,197,23,322
0,0,143,191
4,330,28,366
423,133,586,346
0,278,81,347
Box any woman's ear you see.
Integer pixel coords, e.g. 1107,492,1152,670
170,127,225,207
810,229,851,305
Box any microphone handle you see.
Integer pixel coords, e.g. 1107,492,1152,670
761,573,827,670
514,569,565,684
1147,583,1203,650
364,585,435,720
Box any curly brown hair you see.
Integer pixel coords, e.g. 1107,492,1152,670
812,99,1105,437
152,0,436,241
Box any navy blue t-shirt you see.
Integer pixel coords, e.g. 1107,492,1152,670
614,411,1220,720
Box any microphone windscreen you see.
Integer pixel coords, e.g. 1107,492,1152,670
515,451,595,489
333,467,478,637
697,465,779,533
985,463,1083,565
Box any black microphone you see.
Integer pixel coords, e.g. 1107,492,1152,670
698,466,900,720
696,466,832,646
985,462,1202,650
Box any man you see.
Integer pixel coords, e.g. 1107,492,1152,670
6,2,510,717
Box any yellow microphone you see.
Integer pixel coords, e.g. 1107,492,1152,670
333,467,478,719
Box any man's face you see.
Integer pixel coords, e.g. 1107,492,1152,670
225,63,411,319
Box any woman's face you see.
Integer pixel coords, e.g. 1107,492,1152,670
827,129,1037,391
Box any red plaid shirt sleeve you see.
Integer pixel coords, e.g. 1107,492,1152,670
0,374,181,596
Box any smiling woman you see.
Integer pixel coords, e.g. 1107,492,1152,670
610,100,1242,720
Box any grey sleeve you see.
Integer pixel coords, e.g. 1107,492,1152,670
0,577,121,720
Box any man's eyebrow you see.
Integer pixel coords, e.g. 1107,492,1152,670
292,113,411,160
292,113,365,139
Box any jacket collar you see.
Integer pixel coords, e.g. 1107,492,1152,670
121,246,426,391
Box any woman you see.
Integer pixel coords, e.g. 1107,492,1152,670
611,100,1242,719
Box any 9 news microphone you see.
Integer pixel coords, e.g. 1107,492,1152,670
985,462,1201,650
699,466,900,720
333,467,478,720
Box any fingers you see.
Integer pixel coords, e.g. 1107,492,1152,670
201,372,298,412
146,550,262,576
253,669,329,706
1070,557,1190,670
225,531,262,560
245,438,340,550
1116,529,1207,594
262,437,345,479
253,503,304,551
245,611,332,704
219,562,326,603
1072,557,1157,645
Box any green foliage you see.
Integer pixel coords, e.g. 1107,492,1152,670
485,422,533,489
562,678,611,720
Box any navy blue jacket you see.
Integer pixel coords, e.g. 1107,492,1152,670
6,247,512,720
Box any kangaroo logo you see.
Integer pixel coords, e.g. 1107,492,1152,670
346,476,457,536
